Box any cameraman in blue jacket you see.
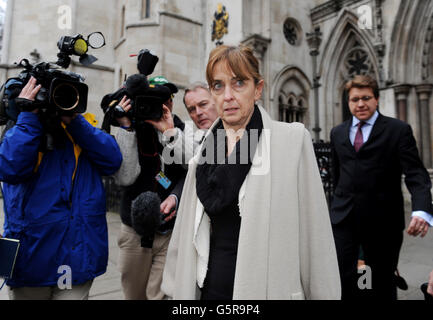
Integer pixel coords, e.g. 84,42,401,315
0,77,122,300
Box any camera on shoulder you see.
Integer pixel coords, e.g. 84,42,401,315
0,32,106,149
1,32,105,121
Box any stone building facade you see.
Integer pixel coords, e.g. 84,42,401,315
1,0,433,168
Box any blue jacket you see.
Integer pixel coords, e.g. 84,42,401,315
0,112,122,287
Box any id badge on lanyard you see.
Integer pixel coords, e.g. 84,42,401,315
155,155,171,189
155,171,171,189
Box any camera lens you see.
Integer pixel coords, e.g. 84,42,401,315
52,82,79,111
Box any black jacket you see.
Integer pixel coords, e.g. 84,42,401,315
119,115,187,231
330,113,432,230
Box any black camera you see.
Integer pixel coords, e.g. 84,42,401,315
100,49,175,132
0,32,105,123
16,59,89,114
0,32,106,150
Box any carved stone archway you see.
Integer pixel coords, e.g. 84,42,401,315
389,0,433,168
271,66,312,128
319,9,379,130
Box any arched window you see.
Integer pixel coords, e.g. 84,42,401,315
297,97,306,122
340,39,374,122
273,67,311,127
279,93,307,124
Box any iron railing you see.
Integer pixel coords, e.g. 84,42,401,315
313,141,334,205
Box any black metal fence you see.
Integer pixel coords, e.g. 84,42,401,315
313,141,335,205
102,176,122,213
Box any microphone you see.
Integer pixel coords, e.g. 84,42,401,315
125,74,149,97
131,191,162,248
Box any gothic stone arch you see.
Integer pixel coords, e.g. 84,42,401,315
388,0,433,168
388,0,433,84
271,66,311,128
320,9,379,130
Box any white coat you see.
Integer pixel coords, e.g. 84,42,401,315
161,106,341,300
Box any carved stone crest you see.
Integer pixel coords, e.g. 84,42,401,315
211,3,229,45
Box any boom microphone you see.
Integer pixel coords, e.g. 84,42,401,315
125,74,149,97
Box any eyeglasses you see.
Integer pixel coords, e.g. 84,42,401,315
210,79,248,95
349,96,374,103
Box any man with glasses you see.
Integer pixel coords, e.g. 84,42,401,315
330,75,432,300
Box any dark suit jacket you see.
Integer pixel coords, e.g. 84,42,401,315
330,113,432,230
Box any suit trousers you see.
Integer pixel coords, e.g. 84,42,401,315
8,280,93,300
117,223,171,300
332,212,403,300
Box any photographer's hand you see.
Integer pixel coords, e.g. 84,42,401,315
116,96,132,128
18,76,41,113
145,105,176,136
161,195,177,222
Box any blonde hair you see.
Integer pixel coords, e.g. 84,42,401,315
345,75,379,99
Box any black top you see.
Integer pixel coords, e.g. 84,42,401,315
201,202,241,300
197,106,263,300
119,115,187,241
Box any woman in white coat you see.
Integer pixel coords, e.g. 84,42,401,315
161,45,341,300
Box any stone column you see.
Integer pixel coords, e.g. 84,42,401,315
415,84,433,168
306,27,323,142
393,84,411,122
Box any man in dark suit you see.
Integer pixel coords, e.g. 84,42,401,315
330,75,433,300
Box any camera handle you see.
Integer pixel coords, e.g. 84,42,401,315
56,52,72,69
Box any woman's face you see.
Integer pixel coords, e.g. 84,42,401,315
210,61,263,131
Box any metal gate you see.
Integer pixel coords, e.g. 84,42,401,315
313,141,334,205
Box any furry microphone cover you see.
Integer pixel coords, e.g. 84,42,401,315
131,191,162,248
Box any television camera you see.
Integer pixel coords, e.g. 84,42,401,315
0,32,106,150
100,49,173,133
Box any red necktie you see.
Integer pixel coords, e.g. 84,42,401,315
354,121,365,152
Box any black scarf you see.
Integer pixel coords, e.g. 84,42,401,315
196,105,263,217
